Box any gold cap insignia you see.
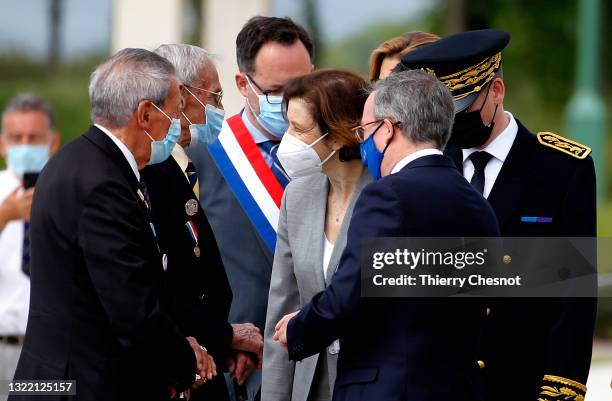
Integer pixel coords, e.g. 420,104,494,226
536,132,591,159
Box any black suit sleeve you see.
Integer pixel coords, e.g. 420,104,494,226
287,182,405,361
540,157,597,399
167,290,234,364
77,178,196,391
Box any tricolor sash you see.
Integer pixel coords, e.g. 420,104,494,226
208,114,285,252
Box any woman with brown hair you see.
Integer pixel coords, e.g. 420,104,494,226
369,31,439,82
262,69,370,401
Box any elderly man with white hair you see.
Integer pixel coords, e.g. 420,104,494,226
140,44,263,401
11,48,215,401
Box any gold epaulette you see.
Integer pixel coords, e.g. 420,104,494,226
538,374,587,401
536,132,591,159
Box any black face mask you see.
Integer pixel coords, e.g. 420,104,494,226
449,86,499,149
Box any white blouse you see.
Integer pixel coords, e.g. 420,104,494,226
322,235,334,282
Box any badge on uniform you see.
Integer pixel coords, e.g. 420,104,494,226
185,220,200,257
185,199,199,216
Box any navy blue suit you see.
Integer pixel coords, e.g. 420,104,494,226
287,154,500,401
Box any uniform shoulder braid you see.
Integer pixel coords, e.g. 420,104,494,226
538,374,587,401
536,131,591,160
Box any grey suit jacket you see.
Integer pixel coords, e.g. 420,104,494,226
262,169,371,401
187,142,273,400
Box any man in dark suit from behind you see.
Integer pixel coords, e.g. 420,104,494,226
11,48,215,401
274,70,500,401
142,44,264,401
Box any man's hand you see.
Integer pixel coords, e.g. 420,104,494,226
226,351,257,385
273,311,299,352
186,336,217,384
231,323,263,363
0,186,34,229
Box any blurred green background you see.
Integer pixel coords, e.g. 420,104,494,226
1,0,611,337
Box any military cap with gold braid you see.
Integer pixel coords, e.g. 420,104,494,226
399,28,510,113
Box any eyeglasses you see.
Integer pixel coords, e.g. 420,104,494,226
353,119,402,143
185,85,223,106
245,74,283,104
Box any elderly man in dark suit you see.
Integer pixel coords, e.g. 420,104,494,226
186,16,313,401
274,70,500,401
11,48,215,401
142,43,264,401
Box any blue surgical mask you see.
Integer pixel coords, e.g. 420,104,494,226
7,144,50,178
144,103,181,165
246,77,288,137
360,134,384,180
182,87,225,146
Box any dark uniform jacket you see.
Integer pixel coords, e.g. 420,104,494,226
446,120,597,401
287,155,501,401
12,126,196,401
142,153,233,401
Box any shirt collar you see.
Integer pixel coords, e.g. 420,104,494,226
462,111,518,164
171,143,189,174
241,109,270,144
94,123,140,180
391,148,443,174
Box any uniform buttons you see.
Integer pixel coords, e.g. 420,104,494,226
477,360,486,369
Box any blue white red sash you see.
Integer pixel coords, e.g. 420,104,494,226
208,114,285,252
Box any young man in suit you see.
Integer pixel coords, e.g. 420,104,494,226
398,29,596,401
11,49,215,401
274,70,501,401
142,44,264,401
186,16,313,400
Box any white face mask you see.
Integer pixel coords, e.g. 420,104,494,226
276,132,337,179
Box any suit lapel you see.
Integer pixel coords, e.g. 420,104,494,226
324,169,372,287
83,126,140,191
487,122,536,230
308,175,328,292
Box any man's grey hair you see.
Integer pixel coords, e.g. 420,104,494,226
373,70,454,149
89,48,176,128
153,44,214,86
1,93,55,131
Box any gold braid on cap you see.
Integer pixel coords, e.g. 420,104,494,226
426,53,502,101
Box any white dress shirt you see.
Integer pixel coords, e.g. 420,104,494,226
0,169,30,335
390,148,443,175
462,111,518,198
94,123,140,181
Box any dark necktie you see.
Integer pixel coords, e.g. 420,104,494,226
469,151,493,195
186,161,200,199
22,221,30,276
259,140,289,188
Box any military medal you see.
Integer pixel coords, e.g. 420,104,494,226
185,199,199,216
185,220,200,257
